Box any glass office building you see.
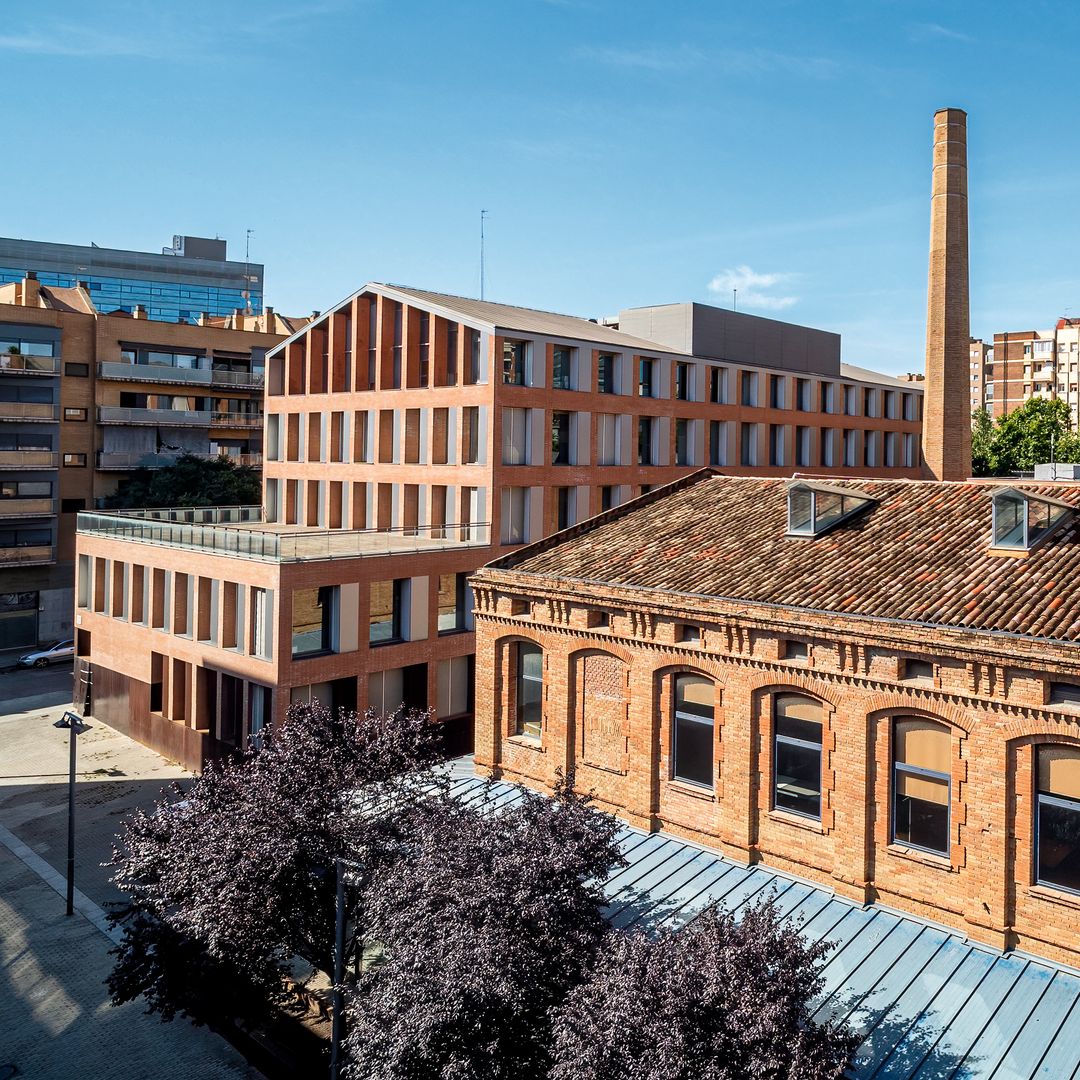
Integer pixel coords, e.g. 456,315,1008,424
0,234,264,323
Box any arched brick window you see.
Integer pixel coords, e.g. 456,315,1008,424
515,641,543,739
672,674,715,788
1036,745,1080,894
892,718,951,856
772,693,824,820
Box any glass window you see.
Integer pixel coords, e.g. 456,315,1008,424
1036,746,1080,893
597,353,616,394
291,586,334,657
741,371,757,407
516,642,543,739
769,375,784,409
556,487,573,530
65,362,89,377
1050,683,1080,708
64,407,87,421
709,420,728,466
438,572,468,633
710,367,728,404
638,358,654,398
370,579,403,643
903,658,934,682
63,453,87,467
675,363,691,401
502,407,529,465
892,718,951,855
782,640,808,661
796,378,811,411
638,417,654,465
552,347,574,390
503,340,527,385
673,674,714,787
773,694,823,819
675,419,690,465
551,412,572,465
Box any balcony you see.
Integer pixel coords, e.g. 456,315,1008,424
97,406,211,427
0,544,54,566
211,411,262,429
97,361,211,386
0,354,59,375
77,507,492,564
0,498,57,518
0,451,58,469
0,403,60,422
96,451,264,470
211,369,263,389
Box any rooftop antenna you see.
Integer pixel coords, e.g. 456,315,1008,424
480,210,488,300
733,288,737,312
243,228,254,315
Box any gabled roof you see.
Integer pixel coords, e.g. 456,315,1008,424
480,471,1080,645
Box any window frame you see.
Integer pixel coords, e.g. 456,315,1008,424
771,694,823,821
890,718,952,858
671,673,715,789
1035,745,1080,896
515,642,543,739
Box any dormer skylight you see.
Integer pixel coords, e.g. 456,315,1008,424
991,488,1072,552
786,481,876,538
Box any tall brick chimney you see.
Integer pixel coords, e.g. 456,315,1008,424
922,108,971,481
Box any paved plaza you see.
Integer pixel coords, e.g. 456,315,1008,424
0,671,260,1079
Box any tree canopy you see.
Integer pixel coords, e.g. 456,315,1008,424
971,399,1080,477
105,452,261,510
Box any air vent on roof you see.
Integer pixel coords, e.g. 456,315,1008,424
990,488,1072,552
786,481,876,538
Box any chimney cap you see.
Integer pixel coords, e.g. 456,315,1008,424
25,270,37,281
312,310,321,318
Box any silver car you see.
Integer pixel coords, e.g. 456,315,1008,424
18,639,75,668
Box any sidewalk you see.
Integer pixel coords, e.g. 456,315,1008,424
0,696,260,1079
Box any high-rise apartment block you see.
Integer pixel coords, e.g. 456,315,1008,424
0,233,263,322
969,337,992,415
984,319,1080,426
74,283,923,768
0,273,303,649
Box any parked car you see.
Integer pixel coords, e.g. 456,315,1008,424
18,640,75,668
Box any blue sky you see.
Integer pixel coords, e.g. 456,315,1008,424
3,1,1079,374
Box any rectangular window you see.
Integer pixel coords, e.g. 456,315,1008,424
843,385,857,415
503,487,528,545
551,411,572,465
516,642,543,739
468,329,481,384
437,572,468,633
709,367,728,404
462,406,480,464
63,453,87,467
638,417,654,465
503,340,527,385
773,694,823,819
673,675,714,788
600,485,614,512
740,371,757,407
419,311,430,388
769,375,784,409
64,407,87,421
596,413,618,466
740,423,757,466
675,363,691,401
556,487,573,530
446,323,459,385
675,419,690,465
638,358,655,398
709,420,728,466
392,301,403,388
795,426,810,467
1037,746,1080,893
782,639,809,661
892,719,951,855
769,424,783,467
65,362,89,377
552,347,574,390
291,586,334,657
502,407,529,465
821,382,835,414
370,579,403,644
597,353,616,394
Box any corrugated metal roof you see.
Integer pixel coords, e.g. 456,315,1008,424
447,770,1080,1079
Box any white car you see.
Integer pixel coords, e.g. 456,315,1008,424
18,640,75,668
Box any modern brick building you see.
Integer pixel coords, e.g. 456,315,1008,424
985,319,1080,426
969,337,992,416
74,284,923,767
0,273,303,649
471,470,1080,966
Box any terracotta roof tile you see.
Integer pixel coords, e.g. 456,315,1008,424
485,472,1080,644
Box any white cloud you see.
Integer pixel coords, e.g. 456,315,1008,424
573,44,705,72
910,22,974,44
706,266,798,311
0,25,163,58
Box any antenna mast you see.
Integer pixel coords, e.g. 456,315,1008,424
244,228,254,315
480,210,488,300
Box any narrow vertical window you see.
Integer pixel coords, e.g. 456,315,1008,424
672,675,715,788
773,694,823,819
892,719,951,855
1036,746,1080,893
516,643,543,739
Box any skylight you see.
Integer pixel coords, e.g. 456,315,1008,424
991,488,1072,552
786,481,876,538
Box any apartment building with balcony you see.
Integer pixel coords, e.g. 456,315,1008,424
0,272,304,649
74,283,923,768
987,320,1080,426
969,337,992,415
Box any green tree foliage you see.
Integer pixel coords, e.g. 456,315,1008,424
971,399,1080,476
105,452,261,510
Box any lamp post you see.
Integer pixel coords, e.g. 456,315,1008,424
329,857,364,1080
53,710,88,917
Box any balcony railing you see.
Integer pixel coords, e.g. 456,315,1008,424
0,450,58,469
0,498,57,518
211,369,263,388
97,406,211,426
0,403,60,421
77,507,492,563
0,354,59,375
211,412,262,428
96,451,264,470
0,544,54,566
98,361,212,385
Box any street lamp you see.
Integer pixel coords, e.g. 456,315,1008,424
329,857,364,1080
53,710,89,917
